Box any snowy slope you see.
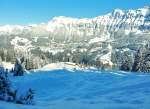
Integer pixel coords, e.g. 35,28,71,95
0,70,150,109
2,62,14,70
39,62,97,72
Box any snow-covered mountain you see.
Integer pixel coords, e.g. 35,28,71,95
47,6,150,39
0,6,150,70
0,6,149,37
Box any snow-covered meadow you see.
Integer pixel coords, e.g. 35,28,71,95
0,69,150,109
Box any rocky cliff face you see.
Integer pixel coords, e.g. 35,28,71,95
0,6,150,71
47,6,150,41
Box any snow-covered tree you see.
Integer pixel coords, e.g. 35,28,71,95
0,57,2,66
132,48,143,72
0,66,10,100
120,53,133,71
13,58,25,76
132,44,150,72
120,59,131,71
0,65,35,105
0,66,17,102
141,52,150,72
17,88,34,105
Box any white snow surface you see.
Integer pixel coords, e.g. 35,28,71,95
0,70,150,109
2,62,14,70
39,62,97,72
89,37,107,44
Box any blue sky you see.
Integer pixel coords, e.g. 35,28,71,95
0,0,149,25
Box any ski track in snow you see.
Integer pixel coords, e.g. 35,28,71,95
0,70,150,109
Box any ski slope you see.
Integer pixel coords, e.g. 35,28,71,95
0,70,150,109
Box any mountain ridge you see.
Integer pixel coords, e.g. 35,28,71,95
0,6,149,35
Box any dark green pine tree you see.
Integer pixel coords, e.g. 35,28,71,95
141,52,150,72
0,67,12,101
132,48,143,72
132,45,149,72
13,58,25,76
17,88,35,105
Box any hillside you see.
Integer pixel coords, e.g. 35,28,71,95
0,6,150,71
0,70,150,109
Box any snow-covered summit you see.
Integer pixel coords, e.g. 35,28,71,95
113,9,125,16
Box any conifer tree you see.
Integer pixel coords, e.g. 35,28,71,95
13,58,25,76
